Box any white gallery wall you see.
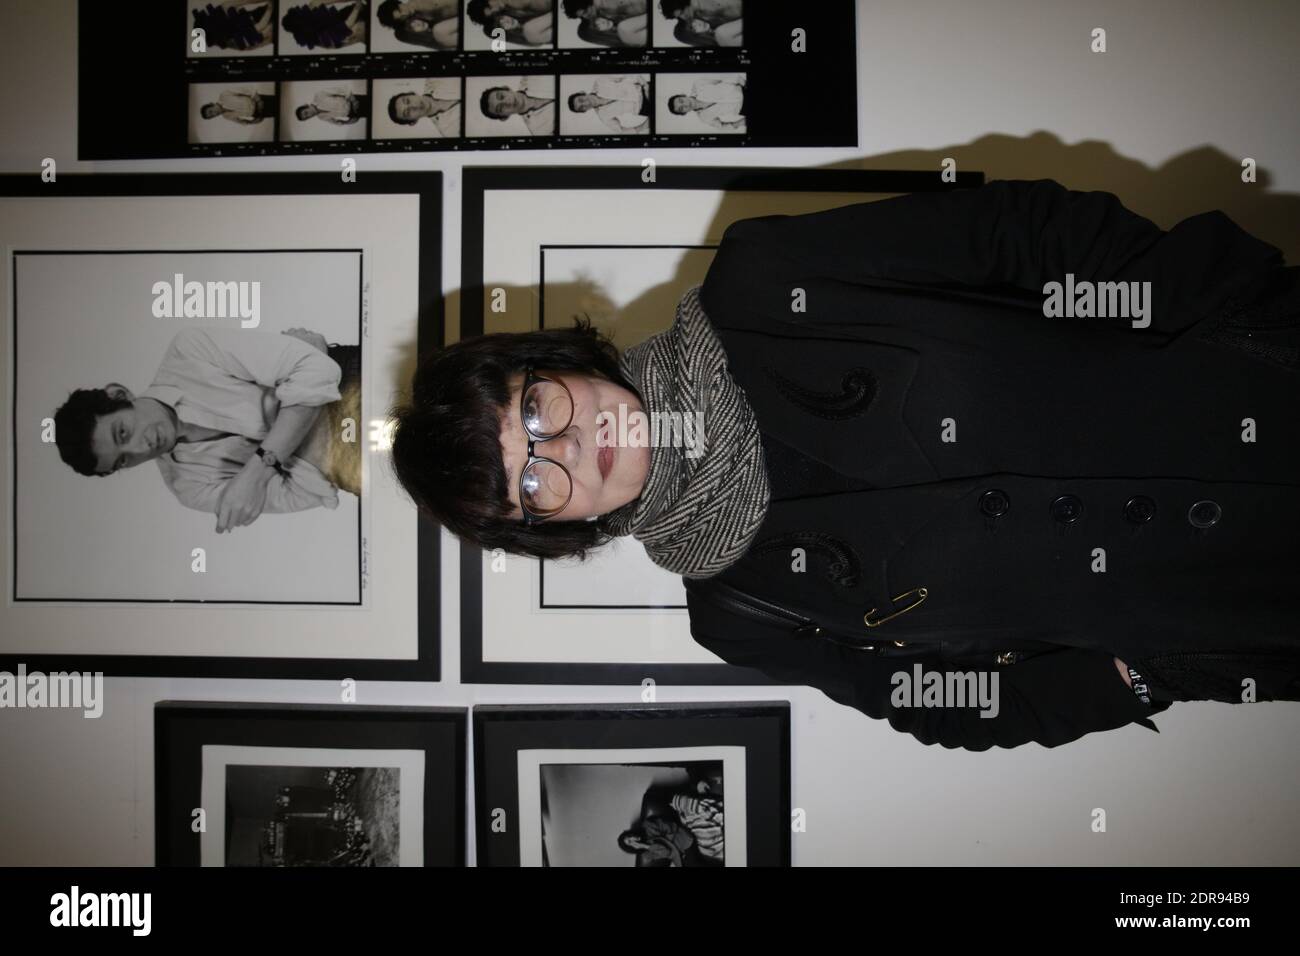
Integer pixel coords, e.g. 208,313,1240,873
1,0,1298,865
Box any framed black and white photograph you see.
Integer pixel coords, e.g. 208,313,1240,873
465,75,556,137
186,0,278,58
651,0,743,48
474,702,789,866
555,0,648,49
372,77,463,140
558,73,651,137
280,79,370,141
17,250,363,605
462,0,555,50
370,0,462,51
457,165,985,685
1,172,442,679
188,81,279,143
82,1,856,157
276,0,370,55
655,72,745,135
156,703,466,866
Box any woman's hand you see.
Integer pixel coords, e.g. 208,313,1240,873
1114,657,1133,688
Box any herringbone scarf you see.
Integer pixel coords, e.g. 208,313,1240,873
601,286,770,578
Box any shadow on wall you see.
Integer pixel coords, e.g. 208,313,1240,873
822,131,1298,266
392,130,1297,420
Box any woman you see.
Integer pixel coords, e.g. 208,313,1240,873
389,178,1300,751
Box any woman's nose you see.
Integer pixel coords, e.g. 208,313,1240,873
542,427,581,466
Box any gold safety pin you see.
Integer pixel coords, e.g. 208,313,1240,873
863,587,929,629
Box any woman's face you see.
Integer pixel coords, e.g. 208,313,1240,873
497,369,650,522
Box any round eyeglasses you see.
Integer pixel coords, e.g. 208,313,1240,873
518,367,576,525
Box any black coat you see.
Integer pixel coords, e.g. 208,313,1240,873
684,178,1299,750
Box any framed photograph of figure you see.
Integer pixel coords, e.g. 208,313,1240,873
186,0,279,58
372,77,464,140
0,172,442,679
276,0,371,55
558,74,652,137
651,0,743,48
462,0,556,50
457,165,984,684
556,0,648,49
465,75,557,138
655,72,745,135
188,81,279,144
280,79,371,141
156,702,466,866
370,0,463,52
474,702,789,866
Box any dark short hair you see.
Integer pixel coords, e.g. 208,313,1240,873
387,318,639,562
561,0,593,16
376,0,404,29
388,92,418,125
53,387,132,477
659,0,691,17
674,18,714,45
667,94,691,114
466,0,491,25
567,91,588,111
479,85,510,118
295,104,314,121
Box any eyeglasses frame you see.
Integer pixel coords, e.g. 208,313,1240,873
518,366,576,526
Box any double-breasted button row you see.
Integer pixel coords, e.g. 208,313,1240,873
979,489,1222,528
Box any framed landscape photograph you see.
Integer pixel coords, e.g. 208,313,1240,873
456,165,985,685
0,173,442,679
473,702,790,867
156,702,466,866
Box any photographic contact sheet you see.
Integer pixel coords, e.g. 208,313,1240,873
78,1,857,159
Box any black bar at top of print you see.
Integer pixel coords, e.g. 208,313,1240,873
10,246,361,605
79,0,186,158
456,165,984,685
0,171,444,681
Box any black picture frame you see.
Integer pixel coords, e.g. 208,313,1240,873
155,701,467,866
0,172,443,680
78,1,858,158
473,701,791,867
457,165,986,685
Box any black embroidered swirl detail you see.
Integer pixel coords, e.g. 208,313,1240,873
1198,295,1299,369
750,530,862,589
761,366,878,420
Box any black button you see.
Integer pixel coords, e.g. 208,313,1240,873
979,489,1010,517
1188,499,1222,529
1124,495,1157,524
1050,494,1084,524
